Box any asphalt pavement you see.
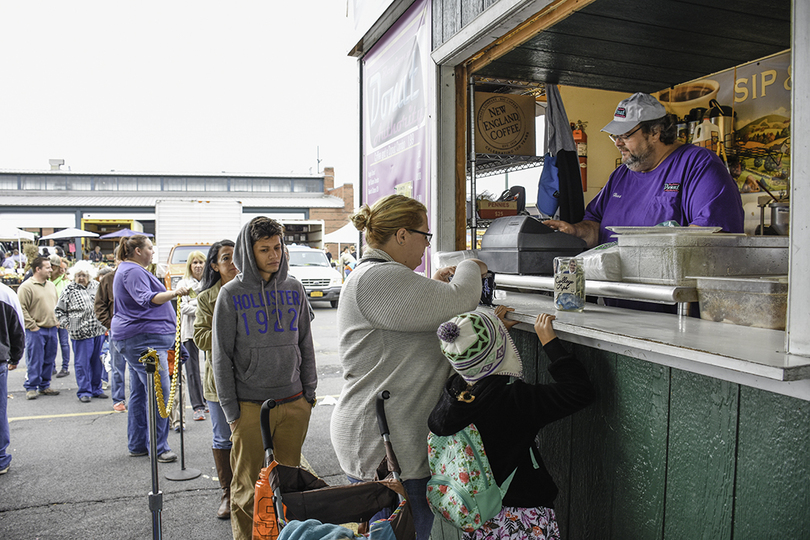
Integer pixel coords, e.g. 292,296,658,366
0,302,346,540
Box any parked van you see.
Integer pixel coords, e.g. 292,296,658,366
286,245,343,308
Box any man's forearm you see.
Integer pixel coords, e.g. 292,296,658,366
573,220,601,248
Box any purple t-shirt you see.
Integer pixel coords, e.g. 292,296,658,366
583,144,744,245
110,261,176,341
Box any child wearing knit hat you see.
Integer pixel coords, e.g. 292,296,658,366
428,309,595,540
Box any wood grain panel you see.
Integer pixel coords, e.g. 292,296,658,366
734,386,810,538
566,344,617,540
664,370,737,540
609,355,668,539
461,0,484,28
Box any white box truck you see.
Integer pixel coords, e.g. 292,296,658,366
155,199,243,289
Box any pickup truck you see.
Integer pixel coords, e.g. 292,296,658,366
287,245,343,308
164,243,212,290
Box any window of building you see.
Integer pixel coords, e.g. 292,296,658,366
186,177,208,191
0,176,19,190
205,178,229,191
21,176,45,190
269,179,291,192
117,176,137,190
138,177,162,190
64,176,92,190
95,177,118,190
231,178,249,192
164,178,186,191
293,179,322,193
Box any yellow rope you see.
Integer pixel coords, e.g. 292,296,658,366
140,295,185,418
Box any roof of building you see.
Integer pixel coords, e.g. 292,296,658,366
0,191,345,209
0,169,325,179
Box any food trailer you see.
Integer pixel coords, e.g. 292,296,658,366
350,0,809,537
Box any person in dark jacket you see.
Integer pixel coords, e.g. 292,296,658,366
429,308,595,540
1,282,25,474
94,253,128,412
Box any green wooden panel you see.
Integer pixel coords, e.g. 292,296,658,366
664,370,738,540
734,386,810,538
609,355,669,540
566,344,618,540
533,340,573,537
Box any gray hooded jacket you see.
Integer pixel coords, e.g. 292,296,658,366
212,224,317,423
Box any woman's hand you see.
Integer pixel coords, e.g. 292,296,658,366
228,418,239,433
174,286,190,298
432,266,456,283
493,305,519,330
534,313,557,345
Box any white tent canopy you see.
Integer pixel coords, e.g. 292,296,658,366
322,222,360,244
39,228,99,241
0,225,36,242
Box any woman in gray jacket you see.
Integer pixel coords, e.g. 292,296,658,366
330,194,488,540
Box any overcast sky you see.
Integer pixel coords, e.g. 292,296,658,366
0,2,359,185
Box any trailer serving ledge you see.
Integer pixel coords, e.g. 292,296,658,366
493,289,810,401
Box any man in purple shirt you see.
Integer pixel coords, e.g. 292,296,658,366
546,92,744,247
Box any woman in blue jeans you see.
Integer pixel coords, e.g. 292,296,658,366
110,235,189,463
193,239,238,519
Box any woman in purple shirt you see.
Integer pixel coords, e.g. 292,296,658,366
111,235,189,463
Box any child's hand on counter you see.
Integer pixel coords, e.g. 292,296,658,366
534,313,557,345
494,305,520,330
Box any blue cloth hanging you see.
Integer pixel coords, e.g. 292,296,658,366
536,153,560,217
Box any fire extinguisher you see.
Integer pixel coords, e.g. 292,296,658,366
572,120,587,191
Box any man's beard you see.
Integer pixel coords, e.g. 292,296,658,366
622,141,655,172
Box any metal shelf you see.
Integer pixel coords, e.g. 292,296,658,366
467,153,545,178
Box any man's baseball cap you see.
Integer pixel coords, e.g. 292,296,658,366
601,92,667,136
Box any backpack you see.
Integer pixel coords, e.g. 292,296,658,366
426,424,517,532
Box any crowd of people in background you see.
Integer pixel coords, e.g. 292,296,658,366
1,202,591,540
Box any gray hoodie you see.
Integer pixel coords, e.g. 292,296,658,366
212,223,317,423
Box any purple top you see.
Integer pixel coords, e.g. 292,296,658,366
110,261,175,341
583,144,744,245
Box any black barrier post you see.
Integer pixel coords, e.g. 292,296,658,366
165,360,201,481
141,349,163,540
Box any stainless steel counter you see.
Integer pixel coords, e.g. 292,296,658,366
490,290,810,401
495,274,698,303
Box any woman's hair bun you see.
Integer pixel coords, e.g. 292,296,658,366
351,206,371,231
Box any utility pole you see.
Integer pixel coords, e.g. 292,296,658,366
316,146,322,174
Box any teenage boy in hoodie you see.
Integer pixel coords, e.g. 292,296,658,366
212,217,317,540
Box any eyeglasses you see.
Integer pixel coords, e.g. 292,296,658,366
608,125,643,144
406,229,433,243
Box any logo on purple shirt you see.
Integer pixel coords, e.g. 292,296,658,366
663,183,681,193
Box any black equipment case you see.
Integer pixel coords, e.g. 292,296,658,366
475,215,586,275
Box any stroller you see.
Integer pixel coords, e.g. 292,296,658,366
253,391,416,540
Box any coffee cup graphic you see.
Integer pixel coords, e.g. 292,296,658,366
658,80,720,120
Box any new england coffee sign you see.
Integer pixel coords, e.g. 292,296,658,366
474,92,536,155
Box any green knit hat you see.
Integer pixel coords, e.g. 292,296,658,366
437,311,522,383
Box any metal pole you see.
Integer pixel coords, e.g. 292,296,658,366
165,359,200,481
143,349,163,540
469,76,478,247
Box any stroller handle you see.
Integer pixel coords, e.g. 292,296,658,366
260,399,278,452
375,390,402,481
375,390,391,437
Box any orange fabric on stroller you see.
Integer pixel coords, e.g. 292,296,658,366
253,392,415,540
